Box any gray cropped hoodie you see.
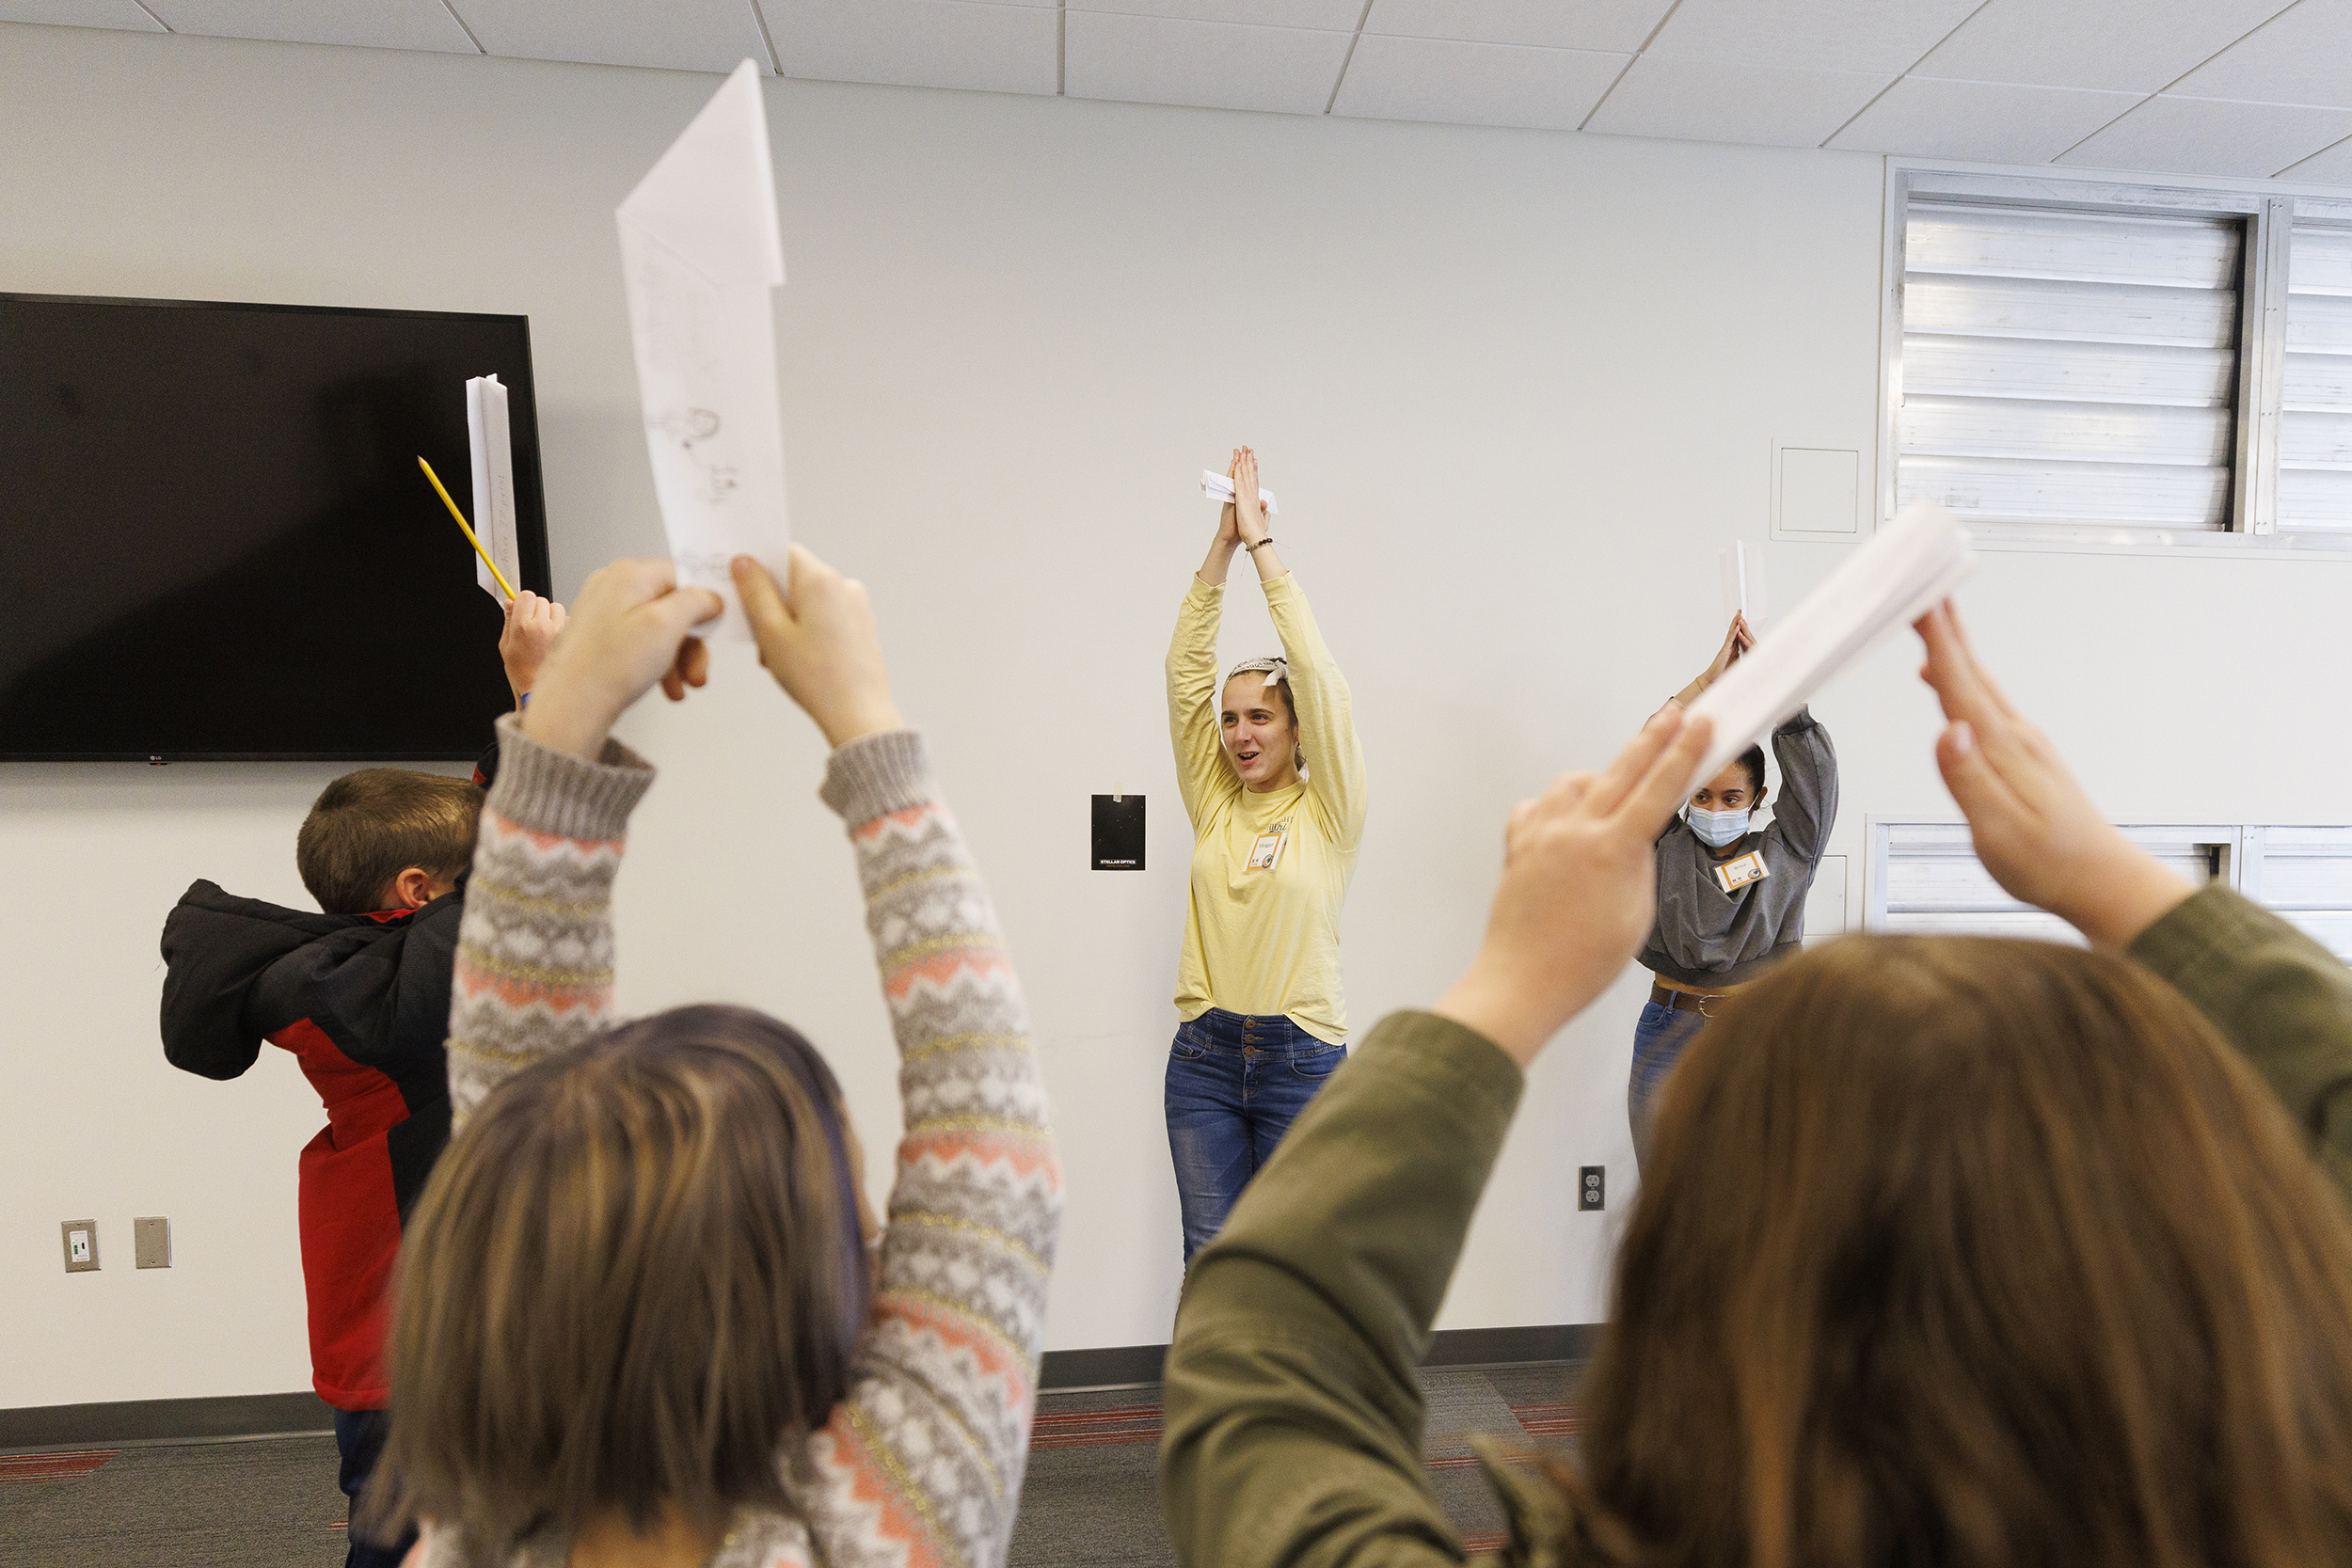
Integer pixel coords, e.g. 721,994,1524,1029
1638,706,1837,990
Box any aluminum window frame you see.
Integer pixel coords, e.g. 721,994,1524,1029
1879,161,2352,557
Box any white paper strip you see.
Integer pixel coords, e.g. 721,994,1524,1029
465,373,520,605
1686,501,1975,787
1718,539,1766,626
616,58,789,641
1200,469,1279,515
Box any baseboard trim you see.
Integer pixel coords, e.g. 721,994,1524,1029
1039,1323,1600,1392
0,1326,1602,1447
0,1391,335,1453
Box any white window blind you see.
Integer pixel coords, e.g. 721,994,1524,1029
1898,202,2244,533
1869,823,2232,942
2241,827,2352,958
2282,224,2352,532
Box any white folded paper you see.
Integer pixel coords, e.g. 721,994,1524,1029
465,374,520,606
1685,501,1975,787
616,59,790,641
1200,470,1279,515
1718,539,1767,626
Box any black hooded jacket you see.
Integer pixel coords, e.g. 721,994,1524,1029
159,877,465,1408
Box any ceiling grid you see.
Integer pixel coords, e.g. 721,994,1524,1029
3,0,2348,186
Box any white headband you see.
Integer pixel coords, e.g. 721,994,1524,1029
1225,657,1290,699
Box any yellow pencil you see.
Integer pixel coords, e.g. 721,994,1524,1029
416,455,516,602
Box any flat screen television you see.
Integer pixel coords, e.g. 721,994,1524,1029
0,293,552,761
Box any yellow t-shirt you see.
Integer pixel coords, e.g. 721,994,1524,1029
1165,572,1368,1045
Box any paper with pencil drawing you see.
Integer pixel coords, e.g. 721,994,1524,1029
465,374,520,606
616,58,789,641
1200,470,1279,515
1685,501,1975,787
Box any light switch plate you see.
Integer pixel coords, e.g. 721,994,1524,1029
134,1216,171,1270
61,1219,98,1273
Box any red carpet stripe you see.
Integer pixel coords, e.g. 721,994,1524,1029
1510,1401,1581,1438
0,1450,117,1483
1028,1405,1165,1449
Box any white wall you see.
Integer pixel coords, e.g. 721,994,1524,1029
6,22,2348,1410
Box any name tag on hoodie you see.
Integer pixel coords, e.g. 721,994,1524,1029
1714,851,1769,895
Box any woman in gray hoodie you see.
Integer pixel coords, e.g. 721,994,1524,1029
1629,612,1837,1166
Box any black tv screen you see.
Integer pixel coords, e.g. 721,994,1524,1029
0,294,552,761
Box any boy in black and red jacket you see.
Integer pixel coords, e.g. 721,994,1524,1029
157,592,563,1568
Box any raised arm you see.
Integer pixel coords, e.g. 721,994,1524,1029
736,550,1061,1568
1762,708,1836,863
1670,612,1755,711
1229,448,1366,847
445,562,717,1131
1169,455,1246,827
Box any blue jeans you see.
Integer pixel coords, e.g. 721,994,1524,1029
1166,1008,1345,1262
1629,999,1708,1173
334,1407,416,1568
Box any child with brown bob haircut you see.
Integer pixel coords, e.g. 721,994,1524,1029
1161,604,2352,1568
368,546,1059,1568
160,595,564,1568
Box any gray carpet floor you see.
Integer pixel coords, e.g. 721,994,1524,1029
0,1364,1583,1567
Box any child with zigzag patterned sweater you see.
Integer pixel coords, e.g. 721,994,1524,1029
368,546,1059,1568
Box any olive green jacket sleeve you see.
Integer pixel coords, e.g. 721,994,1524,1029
2130,884,2352,1204
1160,1009,1525,1568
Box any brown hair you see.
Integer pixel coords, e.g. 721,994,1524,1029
366,1005,866,1552
296,768,483,913
1549,934,2352,1568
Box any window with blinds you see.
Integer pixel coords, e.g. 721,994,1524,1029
1897,202,2243,534
2283,224,2352,532
1870,822,2352,955
1884,171,2352,550
2240,827,2352,958
1870,823,2231,942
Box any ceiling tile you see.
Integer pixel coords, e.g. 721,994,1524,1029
1912,0,2295,95
765,0,1057,96
2279,134,2352,185
449,0,771,73
1583,54,1891,147
1332,33,1628,130
1644,0,1985,74
2058,93,2352,178
1072,0,1361,27
2169,2,2352,109
1065,10,1354,115
140,0,476,52
0,2,165,29
1363,0,1674,55
1827,75,2141,163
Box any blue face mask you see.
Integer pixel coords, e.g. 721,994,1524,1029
1687,803,1751,847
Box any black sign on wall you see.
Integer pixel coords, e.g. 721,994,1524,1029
1091,795,1146,870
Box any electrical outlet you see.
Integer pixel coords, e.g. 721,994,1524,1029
134,1216,171,1270
61,1219,99,1273
1578,1166,1606,1212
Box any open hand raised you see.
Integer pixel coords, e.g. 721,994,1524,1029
1434,705,1715,1064
1915,600,2192,947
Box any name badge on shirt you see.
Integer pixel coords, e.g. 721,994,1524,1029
1714,850,1769,895
1247,821,1289,872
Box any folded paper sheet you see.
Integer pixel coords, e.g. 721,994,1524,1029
1200,470,1279,515
616,58,789,641
1686,501,1975,787
465,374,520,605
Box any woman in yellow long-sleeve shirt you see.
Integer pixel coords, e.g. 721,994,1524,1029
1163,447,1368,1263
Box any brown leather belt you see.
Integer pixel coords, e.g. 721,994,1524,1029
1651,981,1730,1017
